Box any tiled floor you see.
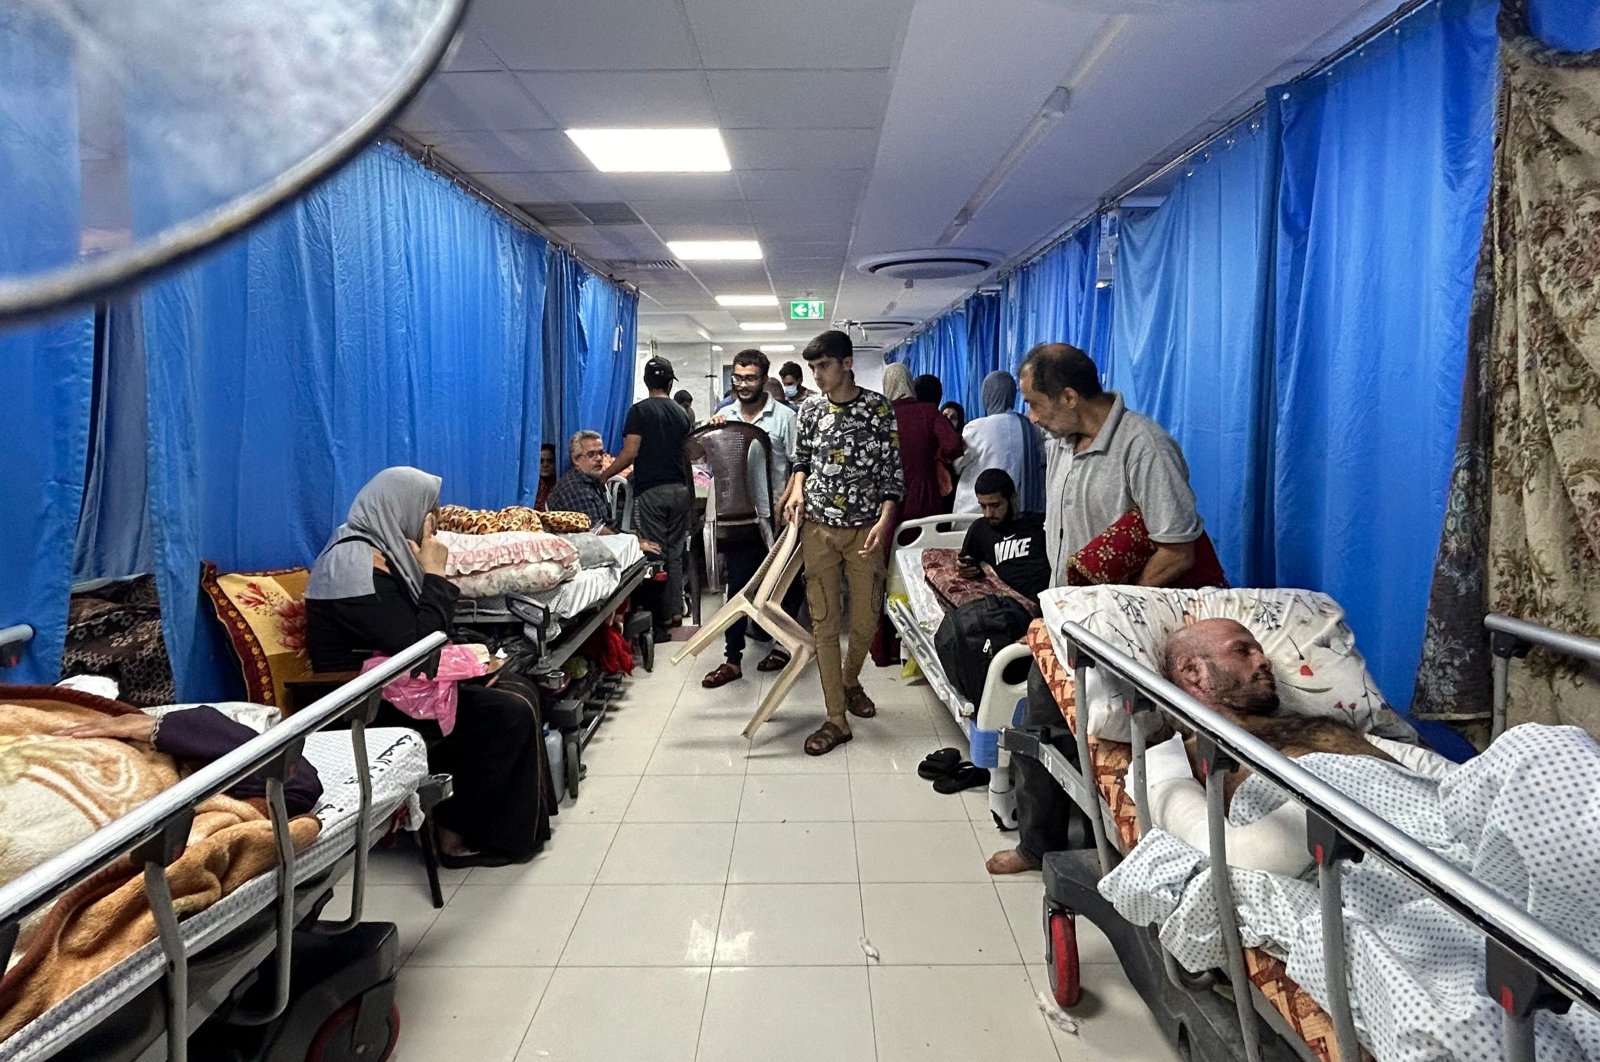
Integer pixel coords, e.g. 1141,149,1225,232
331,644,1180,1062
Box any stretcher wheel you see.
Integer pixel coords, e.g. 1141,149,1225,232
1045,906,1081,1008
307,1000,400,1062
564,732,582,799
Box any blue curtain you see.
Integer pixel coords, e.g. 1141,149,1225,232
1528,0,1600,51
74,304,156,582
1110,124,1276,587
575,266,639,452
141,143,554,699
543,247,581,467
963,290,1003,412
0,11,96,682
1269,0,1498,705
999,222,1109,380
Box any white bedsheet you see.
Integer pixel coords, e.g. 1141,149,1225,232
527,566,621,621
0,727,429,1062
594,532,644,571
893,548,945,632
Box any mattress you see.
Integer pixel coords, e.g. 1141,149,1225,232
893,547,946,631
593,532,644,571
0,727,429,1062
1025,621,1342,1062
527,566,621,621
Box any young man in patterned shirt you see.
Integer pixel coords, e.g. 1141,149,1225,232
780,330,905,755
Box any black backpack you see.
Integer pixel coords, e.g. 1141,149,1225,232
933,595,1034,705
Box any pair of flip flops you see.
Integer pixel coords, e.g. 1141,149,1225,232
917,747,990,794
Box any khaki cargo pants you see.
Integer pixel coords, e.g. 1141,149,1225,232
800,521,885,721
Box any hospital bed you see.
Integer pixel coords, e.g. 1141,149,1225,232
1002,605,1600,1062
886,515,1033,830
0,632,447,1062
452,534,650,799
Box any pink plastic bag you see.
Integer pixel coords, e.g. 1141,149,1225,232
359,644,487,736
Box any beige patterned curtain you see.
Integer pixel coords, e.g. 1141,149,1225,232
1486,4,1600,732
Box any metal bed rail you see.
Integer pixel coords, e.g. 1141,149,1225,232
1026,617,1600,1062
0,624,34,668
1487,612,1600,740
0,631,447,1062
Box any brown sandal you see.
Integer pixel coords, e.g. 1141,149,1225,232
756,648,792,672
804,720,853,756
702,663,743,689
844,685,877,719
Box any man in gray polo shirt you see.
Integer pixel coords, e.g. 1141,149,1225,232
987,341,1209,876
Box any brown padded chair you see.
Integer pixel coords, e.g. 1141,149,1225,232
686,420,778,550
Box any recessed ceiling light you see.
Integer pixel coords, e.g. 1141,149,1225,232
760,344,796,353
566,128,731,173
667,240,763,261
711,344,723,352
715,294,779,308
739,322,787,332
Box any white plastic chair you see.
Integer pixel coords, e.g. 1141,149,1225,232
671,521,813,739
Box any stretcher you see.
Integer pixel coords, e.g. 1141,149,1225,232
885,515,1032,830
1002,607,1600,1062
0,633,447,1062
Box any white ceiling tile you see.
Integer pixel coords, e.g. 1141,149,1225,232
609,173,745,201
631,200,752,227
467,0,700,71
739,169,866,202
682,0,912,69
706,71,892,130
398,72,553,133
724,129,881,170
416,129,590,173
466,170,623,203
514,71,718,126
440,32,505,72
747,199,861,226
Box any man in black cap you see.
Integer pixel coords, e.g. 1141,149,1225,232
602,357,694,639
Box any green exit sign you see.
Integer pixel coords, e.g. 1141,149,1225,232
789,299,827,320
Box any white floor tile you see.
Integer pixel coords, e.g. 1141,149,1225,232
696,967,876,1062
408,884,589,967
646,731,750,775
855,821,991,883
714,884,866,967
560,883,724,966
328,883,454,965
1025,963,1181,1061
972,819,1043,881
994,880,1117,967
363,843,468,888
557,774,640,823
514,966,710,1062
581,732,660,776
728,821,859,884
871,965,1062,1062
846,731,949,774
744,714,851,773
850,771,971,821
594,822,735,884
390,965,551,1062
739,773,853,822
626,774,746,822
464,822,618,886
860,883,1022,965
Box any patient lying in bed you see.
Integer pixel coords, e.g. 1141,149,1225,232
1139,619,1452,877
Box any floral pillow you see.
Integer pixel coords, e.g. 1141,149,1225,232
921,548,1039,616
201,563,312,707
435,530,580,577
1036,585,1416,743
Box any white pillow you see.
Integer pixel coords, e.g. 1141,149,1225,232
1037,586,1416,742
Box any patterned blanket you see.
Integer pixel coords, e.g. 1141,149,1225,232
0,688,320,1042
1100,724,1600,1061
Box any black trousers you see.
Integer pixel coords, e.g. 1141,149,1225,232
377,670,555,862
1015,662,1092,864
720,529,806,665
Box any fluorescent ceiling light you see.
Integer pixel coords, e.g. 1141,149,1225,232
715,294,779,308
760,344,796,353
711,344,723,351
566,128,730,173
667,240,763,261
739,321,787,332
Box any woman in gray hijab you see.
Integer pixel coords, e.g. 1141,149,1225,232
953,370,1045,514
306,467,555,868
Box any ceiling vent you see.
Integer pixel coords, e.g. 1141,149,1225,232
519,202,645,227
853,317,918,332
856,248,1000,281
604,259,685,272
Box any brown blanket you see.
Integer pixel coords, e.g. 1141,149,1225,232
0,687,320,1042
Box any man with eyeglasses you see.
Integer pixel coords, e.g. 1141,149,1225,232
701,349,802,688
544,430,620,534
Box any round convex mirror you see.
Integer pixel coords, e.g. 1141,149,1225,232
0,0,468,323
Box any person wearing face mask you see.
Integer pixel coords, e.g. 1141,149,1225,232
700,349,804,688
778,361,814,407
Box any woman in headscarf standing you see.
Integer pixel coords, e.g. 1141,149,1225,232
953,370,1044,515
304,466,557,868
872,365,964,665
